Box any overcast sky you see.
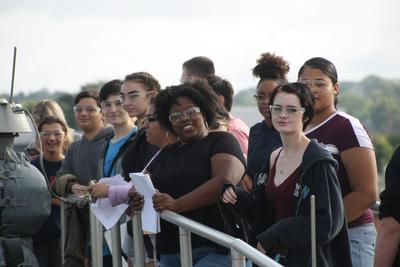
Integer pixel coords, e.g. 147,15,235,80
1,0,399,96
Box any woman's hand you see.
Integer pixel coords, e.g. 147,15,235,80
152,189,179,212
88,183,110,201
71,184,89,196
127,189,144,216
221,186,237,204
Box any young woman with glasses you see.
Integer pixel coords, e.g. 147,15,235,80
31,115,69,267
298,57,378,267
221,82,352,267
127,81,248,267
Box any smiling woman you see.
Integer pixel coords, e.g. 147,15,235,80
128,81,249,267
30,115,68,267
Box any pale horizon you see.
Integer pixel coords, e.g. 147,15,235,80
1,0,399,95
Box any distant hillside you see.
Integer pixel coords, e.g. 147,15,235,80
233,86,256,106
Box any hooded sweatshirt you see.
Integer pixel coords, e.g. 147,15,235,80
227,139,352,267
55,126,114,194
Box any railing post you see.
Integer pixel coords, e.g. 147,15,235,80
110,222,122,267
60,201,66,266
179,227,192,267
132,213,145,267
231,247,246,267
90,209,103,267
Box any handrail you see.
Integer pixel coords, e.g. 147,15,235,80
60,195,285,267
160,210,283,267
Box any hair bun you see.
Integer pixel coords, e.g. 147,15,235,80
252,52,290,80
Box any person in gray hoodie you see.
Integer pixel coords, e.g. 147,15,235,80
54,89,113,267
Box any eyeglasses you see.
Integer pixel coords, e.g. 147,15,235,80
169,106,201,123
269,105,305,116
101,100,123,110
253,94,270,103
298,79,331,89
40,130,65,138
143,114,158,124
120,91,154,102
73,105,101,114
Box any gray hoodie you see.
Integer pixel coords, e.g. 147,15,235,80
55,126,113,195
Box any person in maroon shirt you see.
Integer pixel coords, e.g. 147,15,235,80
298,57,378,267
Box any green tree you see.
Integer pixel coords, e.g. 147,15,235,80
56,93,77,129
373,134,394,174
80,81,105,92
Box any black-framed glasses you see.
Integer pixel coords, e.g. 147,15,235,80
168,106,201,123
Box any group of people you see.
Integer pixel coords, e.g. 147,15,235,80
25,54,399,267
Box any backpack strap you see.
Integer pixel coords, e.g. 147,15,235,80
1,238,24,267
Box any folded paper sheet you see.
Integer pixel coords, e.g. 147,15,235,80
129,172,160,234
90,174,129,230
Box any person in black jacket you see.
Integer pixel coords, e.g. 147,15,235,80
375,145,400,267
222,82,352,267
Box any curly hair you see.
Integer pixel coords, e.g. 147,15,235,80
155,80,221,133
252,52,290,86
123,72,161,93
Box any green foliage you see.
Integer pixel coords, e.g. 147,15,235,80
80,80,105,92
372,134,394,173
233,87,256,106
56,93,77,129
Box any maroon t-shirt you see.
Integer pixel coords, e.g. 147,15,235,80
265,150,301,222
305,111,374,228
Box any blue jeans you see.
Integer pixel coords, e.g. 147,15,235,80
348,223,376,267
160,246,252,267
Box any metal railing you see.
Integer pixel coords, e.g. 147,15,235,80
60,195,282,267
60,197,382,267
157,210,283,267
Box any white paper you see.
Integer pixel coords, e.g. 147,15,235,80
129,172,160,234
90,174,129,230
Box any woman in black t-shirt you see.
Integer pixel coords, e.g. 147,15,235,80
134,81,247,267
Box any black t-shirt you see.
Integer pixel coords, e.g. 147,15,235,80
379,145,400,266
31,157,62,243
148,131,246,254
380,145,400,222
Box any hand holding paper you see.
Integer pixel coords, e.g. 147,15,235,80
129,172,160,234
90,174,129,230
